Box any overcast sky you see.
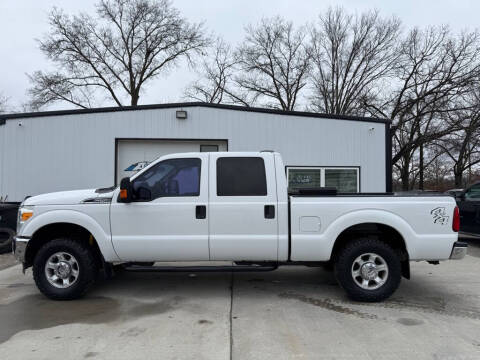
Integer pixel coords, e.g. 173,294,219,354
0,0,478,111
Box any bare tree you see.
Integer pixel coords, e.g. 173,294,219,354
234,17,311,110
435,90,480,187
309,8,400,115
366,27,480,190
421,151,454,191
183,39,252,105
28,0,208,109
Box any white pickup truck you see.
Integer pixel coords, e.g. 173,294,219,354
13,152,466,302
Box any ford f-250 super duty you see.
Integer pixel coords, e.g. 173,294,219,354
13,152,467,302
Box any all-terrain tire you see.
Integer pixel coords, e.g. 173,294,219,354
33,238,98,300
334,238,401,302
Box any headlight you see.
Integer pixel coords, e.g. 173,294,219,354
17,206,34,232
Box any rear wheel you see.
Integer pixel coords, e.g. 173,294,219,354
33,238,98,300
334,238,401,302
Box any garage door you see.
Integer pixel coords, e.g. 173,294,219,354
116,139,227,183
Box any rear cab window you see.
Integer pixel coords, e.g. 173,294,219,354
216,157,267,196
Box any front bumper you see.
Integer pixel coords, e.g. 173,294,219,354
12,236,30,263
449,241,468,260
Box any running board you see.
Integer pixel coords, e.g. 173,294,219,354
123,265,278,273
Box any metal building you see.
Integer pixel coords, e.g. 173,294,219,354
0,102,391,202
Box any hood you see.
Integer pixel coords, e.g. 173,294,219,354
23,188,115,206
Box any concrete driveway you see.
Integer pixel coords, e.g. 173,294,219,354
0,240,479,360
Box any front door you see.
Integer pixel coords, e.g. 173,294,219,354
110,154,209,261
208,153,279,261
458,183,480,234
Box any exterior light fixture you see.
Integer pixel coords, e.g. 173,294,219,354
176,110,187,119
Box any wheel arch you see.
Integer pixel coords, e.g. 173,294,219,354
323,209,414,279
331,222,410,279
22,209,120,266
24,222,104,269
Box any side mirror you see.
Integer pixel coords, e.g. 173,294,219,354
118,177,132,203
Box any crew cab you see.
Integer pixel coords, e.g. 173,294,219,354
13,152,466,302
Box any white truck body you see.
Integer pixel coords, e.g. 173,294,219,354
13,152,466,301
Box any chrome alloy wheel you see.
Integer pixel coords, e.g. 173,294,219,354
45,252,80,288
351,253,389,290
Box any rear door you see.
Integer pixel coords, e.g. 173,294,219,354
208,153,279,261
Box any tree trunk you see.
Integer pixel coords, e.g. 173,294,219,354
400,165,410,191
399,152,412,191
419,142,424,190
131,92,139,106
454,172,463,188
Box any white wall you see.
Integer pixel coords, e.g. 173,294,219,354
0,106,387,201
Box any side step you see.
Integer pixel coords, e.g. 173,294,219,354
123,264,278,273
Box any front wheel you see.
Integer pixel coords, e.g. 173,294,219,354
33,238,98,300
334,238,401,302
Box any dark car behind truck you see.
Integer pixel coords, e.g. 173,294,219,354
453,182,480,237
0,203,19,254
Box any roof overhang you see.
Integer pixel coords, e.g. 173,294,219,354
0,101,391,125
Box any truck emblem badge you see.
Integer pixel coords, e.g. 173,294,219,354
431,207,449,225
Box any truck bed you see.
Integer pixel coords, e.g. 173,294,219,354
288,194,458,262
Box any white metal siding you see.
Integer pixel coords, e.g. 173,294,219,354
0,106,386,201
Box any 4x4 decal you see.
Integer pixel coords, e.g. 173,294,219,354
431,207,449,225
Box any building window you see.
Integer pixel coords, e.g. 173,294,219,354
287,167,359,193
217,157,267,196
200,144,219,152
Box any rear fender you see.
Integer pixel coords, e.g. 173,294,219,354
291,209,415,261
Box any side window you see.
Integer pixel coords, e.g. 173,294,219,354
466,184,480,199
217,157,267,196
132,158,201,200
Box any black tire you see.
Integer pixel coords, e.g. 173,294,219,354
33,238,98,300
334,238,401,302
0,228,15,254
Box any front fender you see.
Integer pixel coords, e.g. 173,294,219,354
22,209,120,262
